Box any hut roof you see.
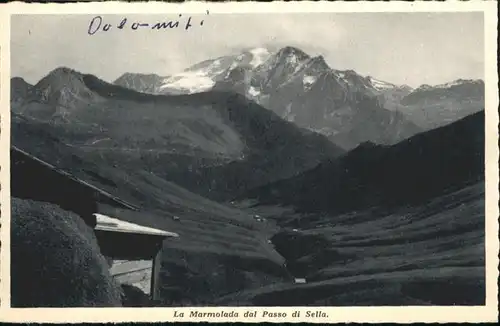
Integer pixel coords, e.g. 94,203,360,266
95,213,178,238
11,145,139,211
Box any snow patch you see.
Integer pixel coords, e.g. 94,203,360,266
302,75,317,91
160,57,231,93
303,75,317,86
206,60,227,75
248,86,261,97
160,71,216,93
212,59,222,68
249,48,271,67
369,77,396,90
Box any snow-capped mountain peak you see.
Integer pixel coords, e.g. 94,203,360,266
268,46,310,71
277,46,309,59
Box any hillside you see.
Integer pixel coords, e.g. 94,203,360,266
11,115,291,305
243,110,484,214
217,181,485,306
222,110,485,305
11,68,343,200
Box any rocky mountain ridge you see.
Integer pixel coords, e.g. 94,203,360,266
112,46,483,148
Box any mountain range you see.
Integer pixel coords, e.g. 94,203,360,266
395,79,485,130
113,46,484,149
11,66,343,200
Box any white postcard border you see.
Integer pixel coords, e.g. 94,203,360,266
0,1,498,323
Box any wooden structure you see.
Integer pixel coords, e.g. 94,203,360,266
94,213,178,299
11,146,179,301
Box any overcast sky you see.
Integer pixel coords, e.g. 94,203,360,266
11,12,484,88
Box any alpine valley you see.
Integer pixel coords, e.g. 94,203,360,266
11,45,486,307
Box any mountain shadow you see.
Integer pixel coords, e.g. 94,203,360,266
242,110,485,214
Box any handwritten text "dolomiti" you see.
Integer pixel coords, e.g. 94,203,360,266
87,13,209,35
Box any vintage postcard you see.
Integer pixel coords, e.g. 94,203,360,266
0,0,498,323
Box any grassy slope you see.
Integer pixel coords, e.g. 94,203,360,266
11,116,288,305
216,181,485,306
222,111,486,306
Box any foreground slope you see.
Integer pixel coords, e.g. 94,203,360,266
219,181,484,306
11,114,290,305
12,119,291,305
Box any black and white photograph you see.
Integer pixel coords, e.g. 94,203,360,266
3,2,498,322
